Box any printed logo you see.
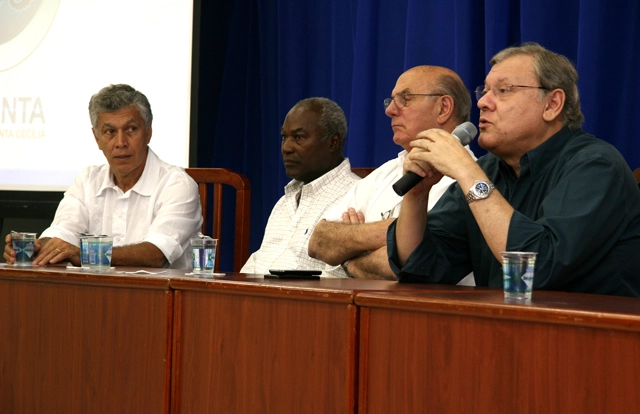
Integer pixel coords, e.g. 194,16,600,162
0,0,61,71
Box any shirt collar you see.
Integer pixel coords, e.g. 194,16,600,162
96,147,158,197
284,158,352,196
520,126,578,178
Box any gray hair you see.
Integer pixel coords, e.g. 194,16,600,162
490,42,584,130
295,97,348,153
433,73,471,124
88,84,153,129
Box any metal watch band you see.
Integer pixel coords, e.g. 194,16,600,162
466,180,495,204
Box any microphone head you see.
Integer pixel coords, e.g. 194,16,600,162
451,122,478,146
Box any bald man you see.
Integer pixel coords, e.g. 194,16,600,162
309,66,476,280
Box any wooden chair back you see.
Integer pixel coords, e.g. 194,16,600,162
185,168,251,272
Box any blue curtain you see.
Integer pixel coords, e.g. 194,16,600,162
199,0,640,269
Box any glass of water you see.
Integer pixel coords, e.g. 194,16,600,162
11,232,37,266
501,251,537,300
191,237,218,275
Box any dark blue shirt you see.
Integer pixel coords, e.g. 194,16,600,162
388,127,640,297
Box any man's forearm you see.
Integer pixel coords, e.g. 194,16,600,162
395,191,429,266
348,247,397,280
111,241,168,268
309,219,393,265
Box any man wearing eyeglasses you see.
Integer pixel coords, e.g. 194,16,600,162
308,66,475,280
388,43,640,297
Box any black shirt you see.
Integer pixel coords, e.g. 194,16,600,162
388,127,640,297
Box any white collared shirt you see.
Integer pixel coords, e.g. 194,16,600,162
324,149,464,223
40,148,202,269
322,147,477,283
241,158,360,276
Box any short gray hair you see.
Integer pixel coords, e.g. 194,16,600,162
295,97,348,153
490,42,584,130
88,84,153,129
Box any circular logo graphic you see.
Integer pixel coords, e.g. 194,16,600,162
0,0,61,72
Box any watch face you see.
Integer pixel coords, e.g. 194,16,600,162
475,182,489,196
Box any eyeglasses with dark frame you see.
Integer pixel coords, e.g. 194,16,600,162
383,92,444,109
475,84,548,101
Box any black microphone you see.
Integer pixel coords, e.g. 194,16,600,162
392,122,478,196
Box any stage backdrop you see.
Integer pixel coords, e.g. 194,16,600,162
197,0,640,268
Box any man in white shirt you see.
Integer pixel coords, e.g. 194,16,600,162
240,97,360,276
3,84,202,269
308,66,475,280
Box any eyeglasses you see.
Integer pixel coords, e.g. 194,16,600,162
383,92,444,109
475,84,548,101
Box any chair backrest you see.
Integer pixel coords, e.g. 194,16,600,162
351,167,375,178
634,168,640,187
185,168,251,272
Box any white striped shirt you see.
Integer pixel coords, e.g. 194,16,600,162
241,158,360,276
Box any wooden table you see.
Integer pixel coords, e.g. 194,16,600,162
168,274,466,414
355,289,640,413
0,265,174,414
2,266,455,414
5,264,639,414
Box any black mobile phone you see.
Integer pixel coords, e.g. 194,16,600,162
265,269,322,279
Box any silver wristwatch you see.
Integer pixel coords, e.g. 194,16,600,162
465,180,495,203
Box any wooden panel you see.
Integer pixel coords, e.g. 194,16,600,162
169,273,477,299
0,270,172,414
357,290,640,414
168,274,483,413
172,288,357,413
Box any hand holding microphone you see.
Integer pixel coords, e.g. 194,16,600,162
392,122,478,196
